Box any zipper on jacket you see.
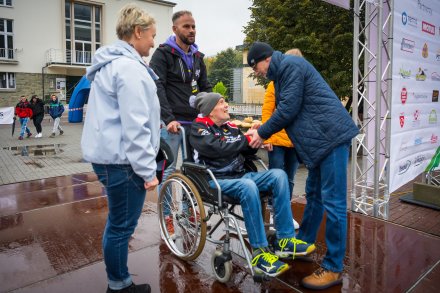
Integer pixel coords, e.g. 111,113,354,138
178,59,186,82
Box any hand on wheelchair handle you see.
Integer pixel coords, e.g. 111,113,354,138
144,176,159,191
166,121,181,134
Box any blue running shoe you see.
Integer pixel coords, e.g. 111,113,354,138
251,248,289,277
275,238,316,258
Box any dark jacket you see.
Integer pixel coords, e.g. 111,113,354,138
150,43,212,125
258,51,359,169
30,98,45,117
49,98,64,119
190,116,257,179
15,100,33,118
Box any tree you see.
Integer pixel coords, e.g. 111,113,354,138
212,82,229,100
244,0,353,98
206,48,242,97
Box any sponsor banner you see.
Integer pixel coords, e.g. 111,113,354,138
0,107,14,124
390,0,440,192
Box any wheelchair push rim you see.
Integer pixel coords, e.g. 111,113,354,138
158,173,207,261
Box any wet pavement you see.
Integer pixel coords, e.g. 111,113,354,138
1,173,440,292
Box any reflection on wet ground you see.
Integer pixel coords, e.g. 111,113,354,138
0,173,439,292
2,144,66,157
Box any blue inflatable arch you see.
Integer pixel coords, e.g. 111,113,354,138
68,75,90,123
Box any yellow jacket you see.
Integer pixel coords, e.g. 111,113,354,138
262,81,294,148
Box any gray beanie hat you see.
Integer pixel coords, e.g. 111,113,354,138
194,92,222,116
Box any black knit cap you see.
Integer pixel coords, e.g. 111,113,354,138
247,42,274,67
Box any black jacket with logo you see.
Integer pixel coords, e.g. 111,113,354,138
150,44,212,125
189,117,257,179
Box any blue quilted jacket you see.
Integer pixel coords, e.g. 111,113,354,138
258,51,359,169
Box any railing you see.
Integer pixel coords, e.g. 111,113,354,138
45,48,92,65
228,103,262,116
0,48,14,59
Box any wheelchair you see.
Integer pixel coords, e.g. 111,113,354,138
157,127,275,283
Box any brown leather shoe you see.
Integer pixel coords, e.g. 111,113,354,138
301,267,342,290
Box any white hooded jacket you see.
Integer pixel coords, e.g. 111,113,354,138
81,40,160,182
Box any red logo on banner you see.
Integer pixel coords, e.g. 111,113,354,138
401,87,408,104
400,113,405,128
422,21,435,35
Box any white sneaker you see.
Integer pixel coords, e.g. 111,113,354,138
35,133,42,138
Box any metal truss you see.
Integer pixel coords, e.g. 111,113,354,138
350,0,393,219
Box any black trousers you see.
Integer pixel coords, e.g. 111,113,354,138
33,114,44,133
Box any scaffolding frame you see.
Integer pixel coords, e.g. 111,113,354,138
350,0,394,219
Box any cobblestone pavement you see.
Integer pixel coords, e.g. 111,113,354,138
0,116,93,185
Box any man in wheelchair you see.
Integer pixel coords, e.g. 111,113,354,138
189,92,316,277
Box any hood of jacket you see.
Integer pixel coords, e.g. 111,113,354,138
86,40,157,82
164,35,199,70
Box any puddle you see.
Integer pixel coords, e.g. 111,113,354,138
3,144,66,157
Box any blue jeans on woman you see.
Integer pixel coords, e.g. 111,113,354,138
296,142,350,273
268,146,299,197
93,163,147,290
210,169,295,248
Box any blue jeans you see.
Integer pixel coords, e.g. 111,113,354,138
268,146,299,196
160,123,191,216
92,164,147,290
19,117,31,137
296,142,350,272
210,169,295,248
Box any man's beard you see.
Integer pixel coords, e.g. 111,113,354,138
178,34,195,45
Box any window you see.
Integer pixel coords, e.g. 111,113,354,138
65,2,101,64
0,0,12,7
0,72,16,89
0,18,14,59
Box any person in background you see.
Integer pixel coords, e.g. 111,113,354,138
259,48,304,230
29,95,45,138
81,4,159,293
48,94,65,138
150,10,212,237
15,95,33,140
190,92,316,278
246,42,358,290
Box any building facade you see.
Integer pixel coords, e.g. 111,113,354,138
0,0,175,107
231,46,265,105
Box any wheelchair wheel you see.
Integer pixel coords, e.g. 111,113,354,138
211,250,233,283
158,173,207,261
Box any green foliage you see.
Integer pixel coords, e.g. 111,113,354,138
244,0,354,98
206,48,242,97
212,81,228,100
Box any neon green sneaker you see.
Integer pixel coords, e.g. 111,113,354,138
275,237,316,258
251,248,289,277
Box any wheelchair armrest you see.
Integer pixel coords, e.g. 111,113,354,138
182,161,209,172
243,154,268,171
181,162,225,208
244,154,261,161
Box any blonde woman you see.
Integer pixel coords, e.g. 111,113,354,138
81,4,159,293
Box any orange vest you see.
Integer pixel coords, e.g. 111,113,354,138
261,81,294,148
